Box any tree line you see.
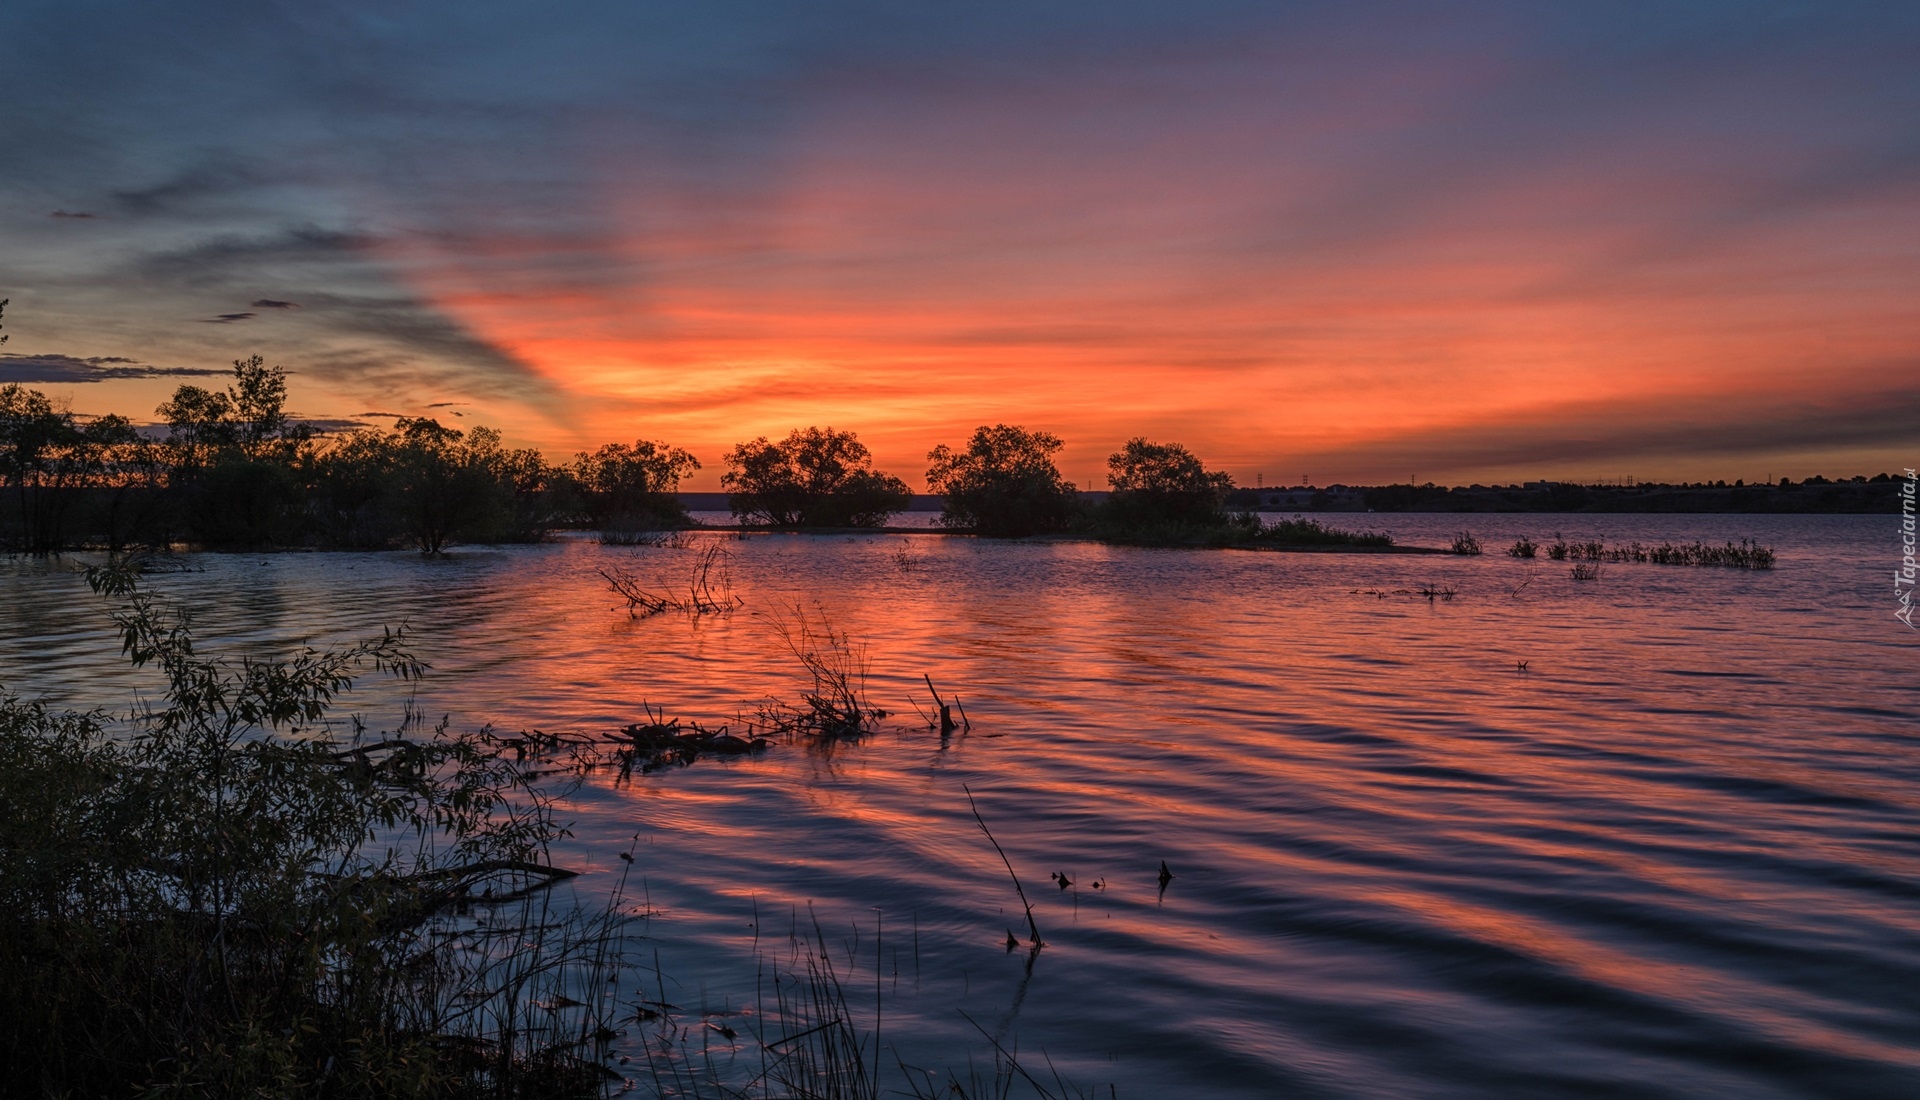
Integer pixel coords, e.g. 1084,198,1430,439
1,356,1298,555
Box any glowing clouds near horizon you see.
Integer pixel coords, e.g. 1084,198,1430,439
374,30,1920,486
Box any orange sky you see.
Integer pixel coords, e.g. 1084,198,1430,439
4,4,1916,488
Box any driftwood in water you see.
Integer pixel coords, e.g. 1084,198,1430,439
603,706,768,775
600,543,743,618
920,674,970,734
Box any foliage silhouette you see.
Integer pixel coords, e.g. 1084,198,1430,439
723,427,911,527
0,383,140,554
568,438,699,534
926,424,1079,537
0,563,624,1097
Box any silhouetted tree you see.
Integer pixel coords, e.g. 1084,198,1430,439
491,437,568,543
157,356,306,468
154,384,234,475
723,427,911,527
388,418,511,554
308,428,400,548
188,457,302,548
0,385,139,553
154,357,315,547
97,431,171,554
926,424,1078,537
1101,438,1235,529
227,354,296,458
569,439,699,531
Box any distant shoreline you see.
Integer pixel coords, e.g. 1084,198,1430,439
674,480,1899,515
678,525,1455,553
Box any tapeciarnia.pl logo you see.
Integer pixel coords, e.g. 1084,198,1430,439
1898,467,1917,630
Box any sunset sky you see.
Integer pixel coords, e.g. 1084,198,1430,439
2,2,1915,489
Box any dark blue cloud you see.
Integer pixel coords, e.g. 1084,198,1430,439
0,352,221,384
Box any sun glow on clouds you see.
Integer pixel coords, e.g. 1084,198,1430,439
366,21,1919,487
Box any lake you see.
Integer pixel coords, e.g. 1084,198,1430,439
2,514,1915,1097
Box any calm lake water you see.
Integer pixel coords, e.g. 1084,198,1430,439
4,514,1917,1097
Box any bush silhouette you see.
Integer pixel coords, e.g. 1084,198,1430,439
926,424,1079,537
568,439,699,532
723,427,911,527
1100,437,1235,530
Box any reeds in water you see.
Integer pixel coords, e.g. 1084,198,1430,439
601,543,743,617
1545,534,1774,569
601,527,698,548
754,605,886,739
1254,516,1394,548
891,539,924,572
1450,531,1483,555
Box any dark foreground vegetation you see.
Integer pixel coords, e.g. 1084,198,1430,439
0,564,1100,1099
0,563,625,1098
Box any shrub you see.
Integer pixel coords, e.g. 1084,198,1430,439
0,564,619,1097
925,424,1079,537
1098,438,1234,530
1254,516,1393,548
723,427,912,527
568,439,699,533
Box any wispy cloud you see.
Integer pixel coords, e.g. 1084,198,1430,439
50,210,99,219
251,298,301,309
111,161,272,217
292,416,373,434
0,353,223,384
201,312,256,324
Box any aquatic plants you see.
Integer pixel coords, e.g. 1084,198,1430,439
1645,538,1777,568
1542,534,1774,569
600,542,743,617
601,528,699,548
755,604,886,739
1082,508,1392,550
0,562,626,1098
1450,531,1483,555
1252,516,1394,548
630,906,1096,1100
1508,536,1539,558
601,705,768,777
